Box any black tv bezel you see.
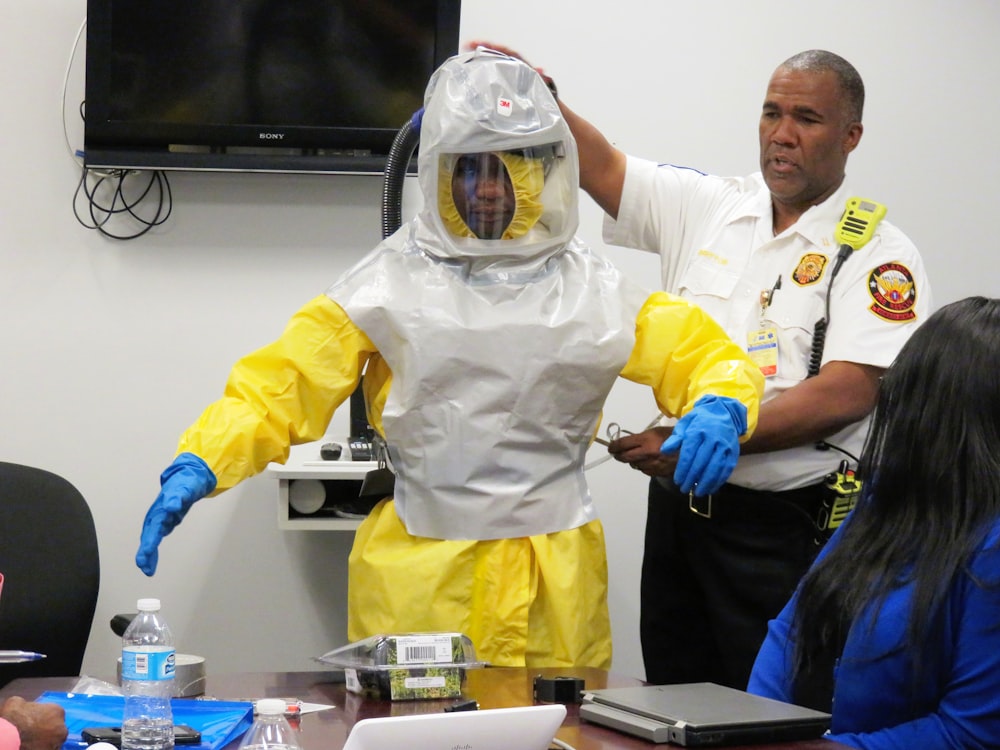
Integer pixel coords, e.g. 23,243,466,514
83,0,461,174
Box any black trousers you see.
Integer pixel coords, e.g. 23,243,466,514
640,476,827,688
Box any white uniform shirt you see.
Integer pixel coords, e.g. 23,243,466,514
605,156,933,490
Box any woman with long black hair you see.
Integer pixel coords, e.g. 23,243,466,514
749,296,1000,749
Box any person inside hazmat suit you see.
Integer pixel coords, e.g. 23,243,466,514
135,47,764,669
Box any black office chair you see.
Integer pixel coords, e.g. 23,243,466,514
0,462,100,688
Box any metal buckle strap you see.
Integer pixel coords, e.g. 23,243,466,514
688,489,712,518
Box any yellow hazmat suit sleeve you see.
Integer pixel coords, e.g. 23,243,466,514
177,295,377,492
621,292,764,439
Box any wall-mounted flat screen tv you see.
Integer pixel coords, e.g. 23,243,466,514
84,0,461,174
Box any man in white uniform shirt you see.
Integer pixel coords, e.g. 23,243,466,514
472,43,933,687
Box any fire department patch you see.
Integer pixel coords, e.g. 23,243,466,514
868,262,917,322
792,253,828,285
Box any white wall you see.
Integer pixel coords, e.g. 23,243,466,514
2,0,998,684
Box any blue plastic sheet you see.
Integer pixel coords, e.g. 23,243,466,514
37,692,253,750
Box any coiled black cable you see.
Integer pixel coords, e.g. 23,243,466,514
807,243,854,378
810,243,857,451
807,317,828,379
73,164,173,240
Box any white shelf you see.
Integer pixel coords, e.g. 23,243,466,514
266,440,379,531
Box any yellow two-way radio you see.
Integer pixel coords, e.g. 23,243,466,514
835,197,888,251
818,460,862,532
810,196,889,379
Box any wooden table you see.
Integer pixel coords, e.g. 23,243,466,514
1,667,848,750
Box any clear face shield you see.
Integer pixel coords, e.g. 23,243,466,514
436,143,570,243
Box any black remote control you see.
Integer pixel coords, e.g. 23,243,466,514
348,437,372,462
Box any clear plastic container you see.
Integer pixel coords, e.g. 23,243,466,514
237,699,301,750
314,632,485,700
121,598,175,750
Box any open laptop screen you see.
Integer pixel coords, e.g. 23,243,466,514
342,704,566,750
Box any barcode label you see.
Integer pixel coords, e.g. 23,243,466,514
404,645,438,661
395,635,455,665
122,648,175,680
345,669,360,692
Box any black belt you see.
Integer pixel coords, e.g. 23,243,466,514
656,476,827,524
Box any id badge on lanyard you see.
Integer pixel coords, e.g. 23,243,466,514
747,276,781,378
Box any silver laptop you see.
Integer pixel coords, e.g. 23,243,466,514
342,704,566,750
580,682,830,747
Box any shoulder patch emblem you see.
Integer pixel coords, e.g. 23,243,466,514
792,254,828,286
868,262,917,322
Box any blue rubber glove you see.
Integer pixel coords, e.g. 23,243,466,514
136,452,217,576
660,395,747,496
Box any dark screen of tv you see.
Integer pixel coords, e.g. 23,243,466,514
84,0,461,173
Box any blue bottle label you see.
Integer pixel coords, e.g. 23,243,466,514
122,648,176,681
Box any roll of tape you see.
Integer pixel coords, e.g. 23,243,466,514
174,653,207,697
533,675,585,704
288,479,326,514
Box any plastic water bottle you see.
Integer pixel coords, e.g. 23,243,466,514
121,598,175,750
238,699,302,750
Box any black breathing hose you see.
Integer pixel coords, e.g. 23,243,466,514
351,111,423,438
380,110,423,239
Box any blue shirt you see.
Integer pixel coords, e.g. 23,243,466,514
748,521,1000,749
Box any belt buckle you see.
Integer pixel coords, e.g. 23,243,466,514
688,488,712,518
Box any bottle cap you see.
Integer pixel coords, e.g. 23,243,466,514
255,699,287,716
136,598,161,611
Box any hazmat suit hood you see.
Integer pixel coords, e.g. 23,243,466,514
415,47,579,275
323,47,649,541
